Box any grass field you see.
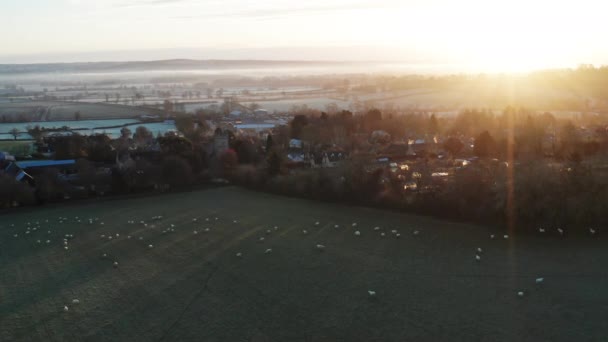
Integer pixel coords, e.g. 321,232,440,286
0,140,33,156
1,187,606,341
0,101,159,122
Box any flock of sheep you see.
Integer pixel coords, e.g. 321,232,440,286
5,212,599,314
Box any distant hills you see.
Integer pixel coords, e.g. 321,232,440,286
0,59,356,75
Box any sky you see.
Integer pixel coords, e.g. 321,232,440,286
1,0,606,71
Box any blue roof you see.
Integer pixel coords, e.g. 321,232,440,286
15,159,76,169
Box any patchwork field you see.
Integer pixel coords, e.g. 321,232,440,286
0,187,606,341
0,101,159,122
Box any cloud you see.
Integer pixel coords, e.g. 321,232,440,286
171,1,397,21
114,0,190,8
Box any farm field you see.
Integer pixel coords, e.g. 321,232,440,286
1,187,607,341
0,140,34,156
0,101,159,122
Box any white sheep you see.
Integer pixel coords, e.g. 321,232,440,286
354,231,361,236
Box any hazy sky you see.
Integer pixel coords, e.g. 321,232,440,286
1,0,606,71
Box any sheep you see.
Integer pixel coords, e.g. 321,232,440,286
368,290,376,297
236,252,243,257
352,222,358,227
535,277,544,284
264,248,272,254
334,224,340,229
380,232,386,237
72,299,80,304
354,231,361,236
413,230,420,235
517,291,524,297
539,227,545,233
395,233,401,238
490,234,495,239
302,230,308,235
475,254,481,261
373,227,381,231
589,228,597,235
193,230,198,235
477,247,483,253
316,244,325,250
113,261,119,268
503,234,509,239
63,305,69,312
314,221,320,226
148,244,154,249
259,237,265,242
274,226,279,230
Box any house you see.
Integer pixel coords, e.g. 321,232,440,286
378,143,415,161
2,159,76,185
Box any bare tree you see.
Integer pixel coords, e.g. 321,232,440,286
9,128,20,140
